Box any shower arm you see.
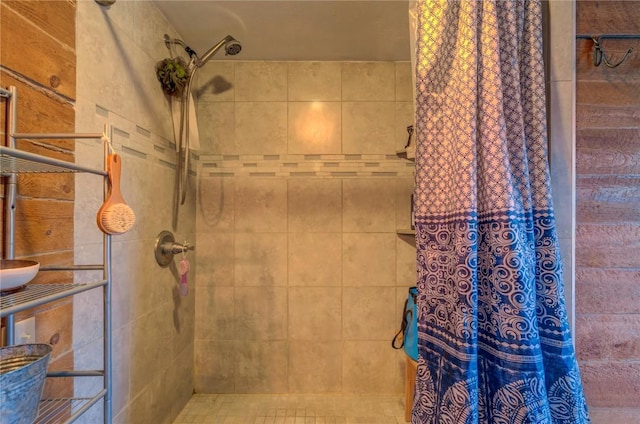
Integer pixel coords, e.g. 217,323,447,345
163,35,198,61
163,34,239,68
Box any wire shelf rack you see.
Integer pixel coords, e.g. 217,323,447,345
0,282,107,318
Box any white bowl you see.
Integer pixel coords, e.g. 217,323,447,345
0,260,40,293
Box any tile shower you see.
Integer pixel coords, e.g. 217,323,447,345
64,0,625,423
193,61,417,394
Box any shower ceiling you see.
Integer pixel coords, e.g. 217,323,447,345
152,1,412,61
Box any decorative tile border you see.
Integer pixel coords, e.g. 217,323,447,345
198,154,415,178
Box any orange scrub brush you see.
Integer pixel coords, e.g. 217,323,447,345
96,153,136,234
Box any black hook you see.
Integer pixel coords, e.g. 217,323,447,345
405,125,414,149
591,36,634,68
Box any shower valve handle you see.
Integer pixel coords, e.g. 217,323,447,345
162,241,194,255
154,230,195,267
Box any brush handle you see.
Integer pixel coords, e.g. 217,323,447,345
106,154,125,205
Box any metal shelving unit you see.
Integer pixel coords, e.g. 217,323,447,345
1,86,112,424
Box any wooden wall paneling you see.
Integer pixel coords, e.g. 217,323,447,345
14,198,73,257
576,128,640,175
576,268,640,314
0,2,76,99
577,175,640,222
576,223,640,268
580,362,640,406
17,173,75,201
576,103,640,129
1,0,77,400
41,349,74,402
576,314,640,361
576,0,640,408
0,74,75,151
577,1,640,34
35,300,74,361
25,251,75,285
2,0,76,48
577,80,640,107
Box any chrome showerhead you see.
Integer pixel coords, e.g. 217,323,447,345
197,35,242,67
224,38,242,56
163,34,242,68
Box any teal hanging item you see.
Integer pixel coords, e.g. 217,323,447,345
392,286,418,361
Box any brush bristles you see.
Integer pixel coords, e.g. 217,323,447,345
100,204,136,234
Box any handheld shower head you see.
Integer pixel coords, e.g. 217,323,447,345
225,38,242,56
197,35,242,67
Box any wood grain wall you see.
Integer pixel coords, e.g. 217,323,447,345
575,0,640,408
1,0,77,400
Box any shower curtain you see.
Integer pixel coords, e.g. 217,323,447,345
411,1,590,423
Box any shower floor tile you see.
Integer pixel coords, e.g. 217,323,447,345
173,394,407,424
174,395,640,424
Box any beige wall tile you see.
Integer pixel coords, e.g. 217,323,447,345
342,102,397,154
235,102,288,154
343,287,396,340
235,178,287,232
169,344,195,421
288,62,342,101
397,238,417,286
235,341,288,393
395,62,413,102
289,341,343,393
130,304,174,395
192,60,417,396
197,176,235,234
76,1,197,417
547,0,574,83
235,62,288,101
343,179,396,232
196,232,234,287
196,62,235,102
342,62,395,101
288,233,342,286
194,340,237,393
128,240,168,321
172,287,196,358
289,287,342,340
343,233,397,286
343,341,404,394
111,324,131,415
549,80,574,240
196,101,235,154
288,101,342,154
195,286,235,341
234,287,287,340
288,179,342,233
235,233,287,286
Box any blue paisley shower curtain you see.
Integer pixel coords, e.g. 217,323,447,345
411,1,590,423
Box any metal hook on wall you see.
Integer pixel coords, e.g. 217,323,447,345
577,34,639,68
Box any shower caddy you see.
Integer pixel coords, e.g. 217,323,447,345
1,86,112,424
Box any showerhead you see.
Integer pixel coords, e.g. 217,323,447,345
225,38,242,56
197,35,242,67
